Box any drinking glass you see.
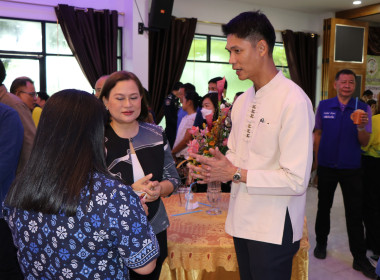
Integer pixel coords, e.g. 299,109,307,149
206,181,222,215
177,184,188,207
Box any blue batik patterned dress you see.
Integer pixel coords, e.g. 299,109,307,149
3,172,159,280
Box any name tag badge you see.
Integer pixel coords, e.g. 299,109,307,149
322,111,336,119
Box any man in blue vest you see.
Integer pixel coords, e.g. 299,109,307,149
313,69,376,279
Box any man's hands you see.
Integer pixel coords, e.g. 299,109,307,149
357,112,369,130
356,112,370,147
188,147,236,183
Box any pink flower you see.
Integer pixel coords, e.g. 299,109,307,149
187,139,200,154
221,107,230,115
222,138,228,146
188,126,199,136
200,128,208,136
205,114,213,130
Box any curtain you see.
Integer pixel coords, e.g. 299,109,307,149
149,17,197,123
282,30,318,107
55,4,118,88
368,26,380,56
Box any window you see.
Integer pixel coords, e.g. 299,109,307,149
180,34,289,102
0,17,122,95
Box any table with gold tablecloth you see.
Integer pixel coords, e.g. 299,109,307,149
159,193,309,280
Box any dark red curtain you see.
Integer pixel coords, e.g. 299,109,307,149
368,26,380,56
55,4,118,88
149,17,197,123
282,30,319,107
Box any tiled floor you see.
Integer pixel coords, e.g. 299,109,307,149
306,186,376,279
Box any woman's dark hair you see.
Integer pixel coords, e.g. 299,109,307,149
99,71,149,122
222,11,276,56
5,89,108,216
184,90,200,111
202,92,219,121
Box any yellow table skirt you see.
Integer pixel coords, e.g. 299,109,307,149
159,193,309,280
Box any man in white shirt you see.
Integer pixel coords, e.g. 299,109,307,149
189,11,314,280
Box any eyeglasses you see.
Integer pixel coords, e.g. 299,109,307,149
93,88,102,95
18,91,37,98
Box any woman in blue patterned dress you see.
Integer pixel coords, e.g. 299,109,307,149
99,71,180,280
3,89,159,279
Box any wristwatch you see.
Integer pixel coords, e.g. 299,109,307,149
232,168,242,183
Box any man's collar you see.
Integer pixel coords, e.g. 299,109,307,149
332,96,355,109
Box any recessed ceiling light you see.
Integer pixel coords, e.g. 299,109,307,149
353,1,362,4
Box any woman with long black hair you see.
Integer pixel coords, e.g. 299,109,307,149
4,89,158,279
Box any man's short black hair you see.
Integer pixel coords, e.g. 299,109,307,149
363,89,373,97
172,82,183,91
222,11,276,56
0,59,6,85
367,99,376,107
208,77,228,90
37,91,49,101
180,83,196,93
10,77,35,94
335,69,356,81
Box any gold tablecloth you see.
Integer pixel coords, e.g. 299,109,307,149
159,193,309,280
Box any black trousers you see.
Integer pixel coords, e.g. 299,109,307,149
0,218,23,280
129,229,167,280
315,166,367,259
362,155,380,255
233,210,300,280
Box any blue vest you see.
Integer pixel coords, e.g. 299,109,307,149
318,97,367,169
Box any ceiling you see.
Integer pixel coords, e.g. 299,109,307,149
234,0,380,14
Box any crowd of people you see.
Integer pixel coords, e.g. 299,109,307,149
0,9,379,280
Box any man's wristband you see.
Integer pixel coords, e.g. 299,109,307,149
357,127,365,132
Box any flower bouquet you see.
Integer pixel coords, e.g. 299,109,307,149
187,77,232,171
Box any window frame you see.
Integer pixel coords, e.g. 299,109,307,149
186,33,289,70
0,16,122,92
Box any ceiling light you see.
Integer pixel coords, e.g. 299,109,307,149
353,1,361,4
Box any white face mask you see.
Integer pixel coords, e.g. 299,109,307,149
208,90,218,94
201,108,213,119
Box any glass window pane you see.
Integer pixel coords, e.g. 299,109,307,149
180,61,252,103
1,58,40,91
46,56,92,94
46,23,72,55
117,29,122,57
117,58,122,71
210,36,229,63
187,35,207,61
277,66,290,79
0,18,42,52
273,43,288,67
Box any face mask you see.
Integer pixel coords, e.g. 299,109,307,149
208,90,218,94
201,108,213,119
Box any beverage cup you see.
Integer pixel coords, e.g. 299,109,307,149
350,109,365,125
177,185,188,207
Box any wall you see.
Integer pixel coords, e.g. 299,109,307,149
173,0,331,107
0,0,151,87
0,0,332,105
